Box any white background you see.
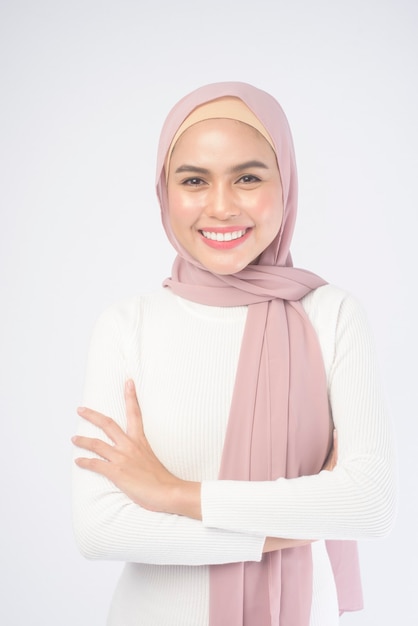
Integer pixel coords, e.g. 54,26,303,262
1,0,416,624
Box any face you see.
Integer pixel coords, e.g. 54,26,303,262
166,118,283,275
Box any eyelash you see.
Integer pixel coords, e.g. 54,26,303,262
181,174,261,186
181,177,205,186
237,174,261,184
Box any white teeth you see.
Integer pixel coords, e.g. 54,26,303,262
201,229,247,242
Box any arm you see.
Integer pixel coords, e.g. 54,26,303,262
200,295,397,540
72,303,265,565
73,295,341,556
74,380,316,555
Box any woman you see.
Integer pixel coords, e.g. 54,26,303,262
72,82,396,626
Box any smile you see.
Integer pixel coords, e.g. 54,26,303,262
198,227,252,250
200,229,248,242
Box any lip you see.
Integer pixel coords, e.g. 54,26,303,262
199,227,252,250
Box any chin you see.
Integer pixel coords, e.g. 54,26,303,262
195,249,257,275
206,262,251,276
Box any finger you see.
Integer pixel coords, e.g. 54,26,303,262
329,431,337,467
74,455,113,478
77,406,126,445
125,379,145,440
72,435,118,462
322,429,337,471
328,430,338,470
333,429,338,458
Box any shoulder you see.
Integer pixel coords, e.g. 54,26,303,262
301,283,368,327
96,288,172,324
90,288,173,349
301,283,348,317
301,284,371,376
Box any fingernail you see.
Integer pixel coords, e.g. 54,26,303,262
126,379,134,391
77,406,86,414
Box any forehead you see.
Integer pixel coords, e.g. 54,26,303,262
170,118,276,160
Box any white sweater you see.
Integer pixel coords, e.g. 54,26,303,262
72,284,396,626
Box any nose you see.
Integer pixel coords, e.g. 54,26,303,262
205,183,240,220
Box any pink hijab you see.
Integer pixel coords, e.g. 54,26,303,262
156,82,363,625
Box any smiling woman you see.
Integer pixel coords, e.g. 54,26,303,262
167,116,283,274
72,82,396,626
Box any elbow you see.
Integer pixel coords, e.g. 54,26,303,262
72,511,109,560
347,461,398,539
363,496,397,539
368,478,397,539
72,471,138,561
72,493,130,561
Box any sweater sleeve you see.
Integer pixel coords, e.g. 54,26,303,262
72,302,264,565
201,293,397,540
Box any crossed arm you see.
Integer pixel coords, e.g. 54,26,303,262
72,379,337,553
72,293,396,563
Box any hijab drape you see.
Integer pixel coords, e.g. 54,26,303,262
155,82,363,625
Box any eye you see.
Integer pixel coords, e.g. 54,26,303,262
181,177,206,187
236,174,261,184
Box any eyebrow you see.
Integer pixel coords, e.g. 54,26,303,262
174,160,270,176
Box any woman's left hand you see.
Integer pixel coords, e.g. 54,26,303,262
322,429,338,472
72,380,201,517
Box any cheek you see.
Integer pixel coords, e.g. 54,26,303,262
255,190,284,230
167,189,205,223
166,191,187,235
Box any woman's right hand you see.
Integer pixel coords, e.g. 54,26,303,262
72,380,200,517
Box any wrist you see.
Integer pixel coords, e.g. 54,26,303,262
169,480,202,520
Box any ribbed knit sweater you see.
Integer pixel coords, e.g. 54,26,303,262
72,284,396,626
